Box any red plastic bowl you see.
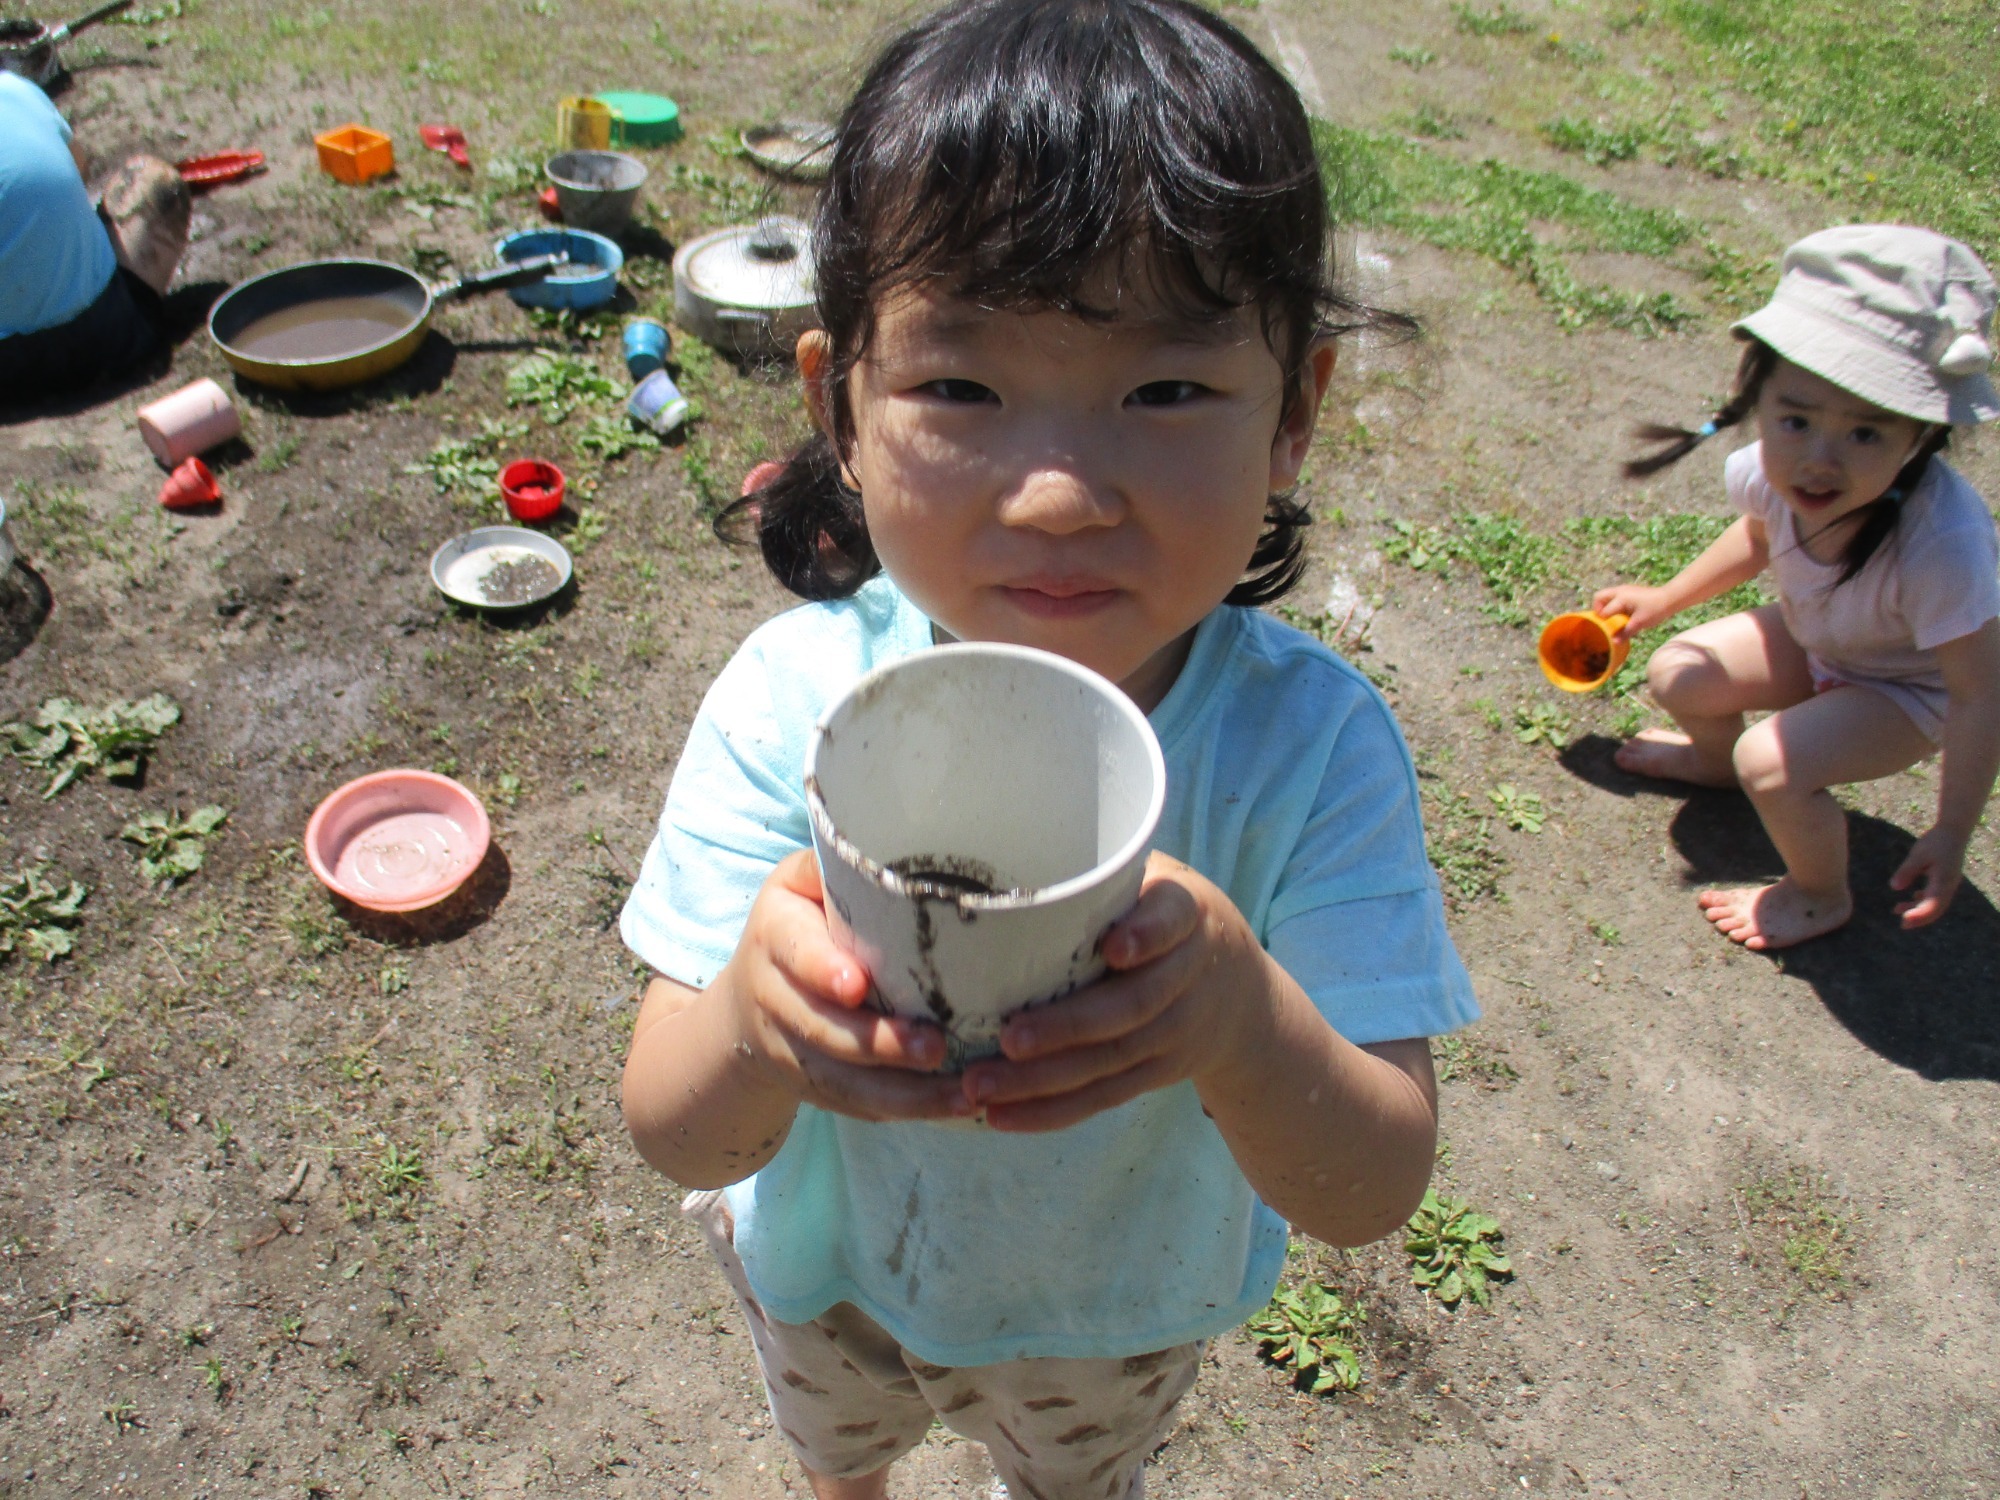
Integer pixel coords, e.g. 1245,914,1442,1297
305,770,491,913
500,458,566,523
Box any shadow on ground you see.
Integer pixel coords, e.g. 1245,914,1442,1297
1563,734,2000,1083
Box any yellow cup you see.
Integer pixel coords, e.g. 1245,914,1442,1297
556,96,613,150
1537,611,1631,693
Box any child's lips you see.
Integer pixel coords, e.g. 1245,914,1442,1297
999,577,1123,618
1793,486,1843,508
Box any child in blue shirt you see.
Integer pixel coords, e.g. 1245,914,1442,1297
620,2,1479,1495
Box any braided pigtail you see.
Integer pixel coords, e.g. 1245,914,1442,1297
1624,340,1779,479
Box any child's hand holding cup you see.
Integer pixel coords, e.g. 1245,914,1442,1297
805,643,1167,1073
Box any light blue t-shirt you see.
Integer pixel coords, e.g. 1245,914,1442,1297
622,576,1480,1365
0,72,118,338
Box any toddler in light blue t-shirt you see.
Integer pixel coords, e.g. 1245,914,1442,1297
619,3,1478,1496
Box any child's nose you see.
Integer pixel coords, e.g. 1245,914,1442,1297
996,466,1126,533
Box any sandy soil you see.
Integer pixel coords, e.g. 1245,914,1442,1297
3,1,1997,1497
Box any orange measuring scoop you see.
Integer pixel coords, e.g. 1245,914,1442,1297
1537,611,1630,693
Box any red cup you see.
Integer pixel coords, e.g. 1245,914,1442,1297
158,456,221,510
500,458,565,523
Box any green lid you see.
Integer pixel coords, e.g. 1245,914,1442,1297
593,91,682,146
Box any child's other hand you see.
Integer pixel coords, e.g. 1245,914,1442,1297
1591,583,1672,641
723,851,971,1122
1889,827,1968,929
957,852,1271,1132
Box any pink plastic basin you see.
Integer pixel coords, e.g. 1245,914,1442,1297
305,770,491,912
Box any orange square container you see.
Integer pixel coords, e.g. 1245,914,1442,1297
314,124,394,185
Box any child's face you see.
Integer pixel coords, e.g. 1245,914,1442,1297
815,286,1334,707
1754,359,1929,528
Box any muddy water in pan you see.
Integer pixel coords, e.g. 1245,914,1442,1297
228,296,417,360
440,548,563,606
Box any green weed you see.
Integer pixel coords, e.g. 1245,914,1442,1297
1514,701,1572,749
1540,115,1645,165
1382,514,1558,626
122,806,229,886
377,1144,425,1198
1742,1168,1852,1295
404,419,527,495
576,412,662,462
1424,779,1505,907
1488,784,1545,832
1452,2,1534,36
0,865,89,964
3,694,180,799
1388,44,1436,69
1247,1282,1365,1394
1405,1189,1514,1307
505,354,621,425
1432,1033,1520,1088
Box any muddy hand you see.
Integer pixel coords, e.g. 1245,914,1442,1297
960,853,1269,1133
728,851,971,1122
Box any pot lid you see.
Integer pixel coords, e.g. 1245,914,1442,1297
674,217,816,314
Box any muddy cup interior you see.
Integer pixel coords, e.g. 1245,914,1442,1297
1537,611,1630,693
806,643,1165,1059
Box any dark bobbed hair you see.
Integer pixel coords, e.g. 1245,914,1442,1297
1625,335,1949,586
716,0,1415,605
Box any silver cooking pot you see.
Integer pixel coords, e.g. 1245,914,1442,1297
672,216,818,359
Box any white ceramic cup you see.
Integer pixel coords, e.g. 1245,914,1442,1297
137,378,240,468
805,642,1167,1064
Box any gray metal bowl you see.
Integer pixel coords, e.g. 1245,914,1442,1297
545,150,647,235
429,526,573,611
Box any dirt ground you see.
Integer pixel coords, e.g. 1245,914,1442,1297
4,1,1999,1496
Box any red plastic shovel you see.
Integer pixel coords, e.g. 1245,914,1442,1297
175,150,266,187
419,123,471,170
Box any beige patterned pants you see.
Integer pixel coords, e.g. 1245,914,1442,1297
686,1190,1203,1500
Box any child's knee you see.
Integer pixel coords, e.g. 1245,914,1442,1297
1644,636,1718,712
1730,719,1788,797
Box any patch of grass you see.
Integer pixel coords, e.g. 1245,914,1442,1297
3,694,180,799
0,865,89,964
1247,1282,1365,1394
1452,2,1534,36
255,434,301,472
1540,115,1645,165
122,806,229,886
1432,1033,1520,1088
1388,44,1436,69
1403,103,1468,142
1654,0,2000,264
1405,1189,1514,1307
1588,918,1622,945
1382,514,1558,626
1315,121,1706,333
1422,777,1505,907
1741,1168,1852,1295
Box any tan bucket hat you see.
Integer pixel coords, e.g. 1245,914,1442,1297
1734,224,2000,426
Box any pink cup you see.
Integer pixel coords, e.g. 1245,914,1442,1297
137,378,241,468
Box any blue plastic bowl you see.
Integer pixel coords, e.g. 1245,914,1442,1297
493,229,624,311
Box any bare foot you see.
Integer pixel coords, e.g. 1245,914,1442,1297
1697,878,1852,950
1613,729,1736,787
